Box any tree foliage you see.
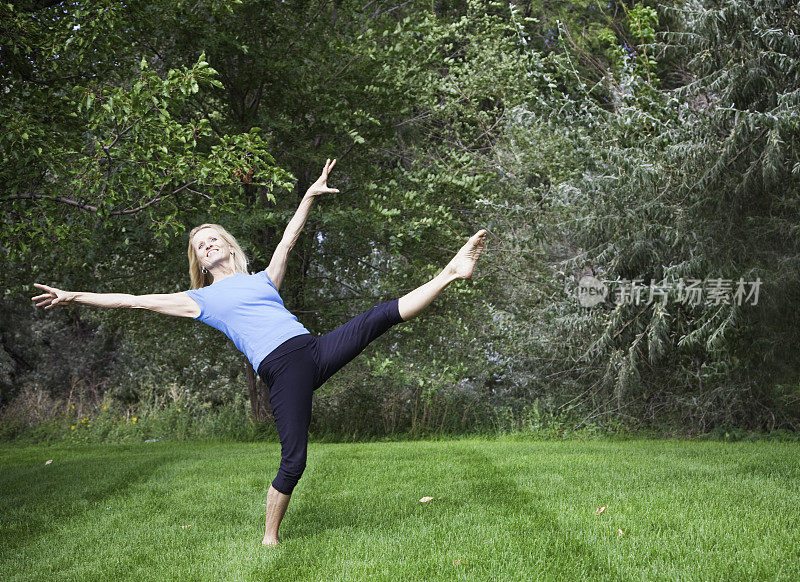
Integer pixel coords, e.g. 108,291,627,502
544,0,800,430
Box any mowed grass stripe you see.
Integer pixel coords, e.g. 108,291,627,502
0,440,798,581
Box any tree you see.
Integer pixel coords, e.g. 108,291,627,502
540,0,800,430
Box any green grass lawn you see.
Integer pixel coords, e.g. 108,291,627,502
1,438,798,581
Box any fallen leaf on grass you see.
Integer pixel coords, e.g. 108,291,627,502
454,559,462,566
617,529,624,537
45,460,53,465
419,496,434,503
181,525,193,529
595,506,607,515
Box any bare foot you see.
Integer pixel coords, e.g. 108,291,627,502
262,535,280,547
446,229,488,279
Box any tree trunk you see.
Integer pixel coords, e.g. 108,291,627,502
245,355,272,422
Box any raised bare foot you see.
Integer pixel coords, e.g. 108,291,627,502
446,229,488,279
262,535,280,546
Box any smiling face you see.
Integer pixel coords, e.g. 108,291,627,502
192,227,231,269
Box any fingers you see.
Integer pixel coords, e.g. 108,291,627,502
322,158,337,177
315,158,338,192
44,295,63,309
31,283,58,308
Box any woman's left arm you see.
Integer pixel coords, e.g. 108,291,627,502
267,159,339,290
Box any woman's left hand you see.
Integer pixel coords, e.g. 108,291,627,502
304,158,339,198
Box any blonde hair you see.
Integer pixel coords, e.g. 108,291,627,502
187,223,249,289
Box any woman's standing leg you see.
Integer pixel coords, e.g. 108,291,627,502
258,345,317,546
312,229,488,386
262,485,291,546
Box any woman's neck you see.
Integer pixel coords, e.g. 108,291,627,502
209,258,237,283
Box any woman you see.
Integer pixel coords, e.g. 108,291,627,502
31,158,488,545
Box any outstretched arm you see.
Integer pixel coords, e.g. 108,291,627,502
266,158,339,290
31,283,199,318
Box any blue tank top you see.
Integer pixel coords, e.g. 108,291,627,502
183,270,311,370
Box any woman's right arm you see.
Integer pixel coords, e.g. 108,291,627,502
31,283,200,318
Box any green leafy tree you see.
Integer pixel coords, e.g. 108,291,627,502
546,0,800,431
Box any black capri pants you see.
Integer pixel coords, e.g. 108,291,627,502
256,298,405,495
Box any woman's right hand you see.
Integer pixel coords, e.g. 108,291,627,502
31,283,75,310
304,158,339,198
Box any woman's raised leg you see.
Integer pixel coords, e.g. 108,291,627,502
396,229,487,321
311,229,488,386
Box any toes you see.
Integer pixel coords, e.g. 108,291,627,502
470,230,487,246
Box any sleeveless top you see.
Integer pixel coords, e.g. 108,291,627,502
183,269,311,370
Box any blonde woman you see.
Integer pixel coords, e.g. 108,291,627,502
31,158,488,545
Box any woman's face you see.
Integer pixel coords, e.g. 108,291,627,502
192,227,231,270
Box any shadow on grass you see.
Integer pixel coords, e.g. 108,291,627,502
0,447,181,557
453,442,631,580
